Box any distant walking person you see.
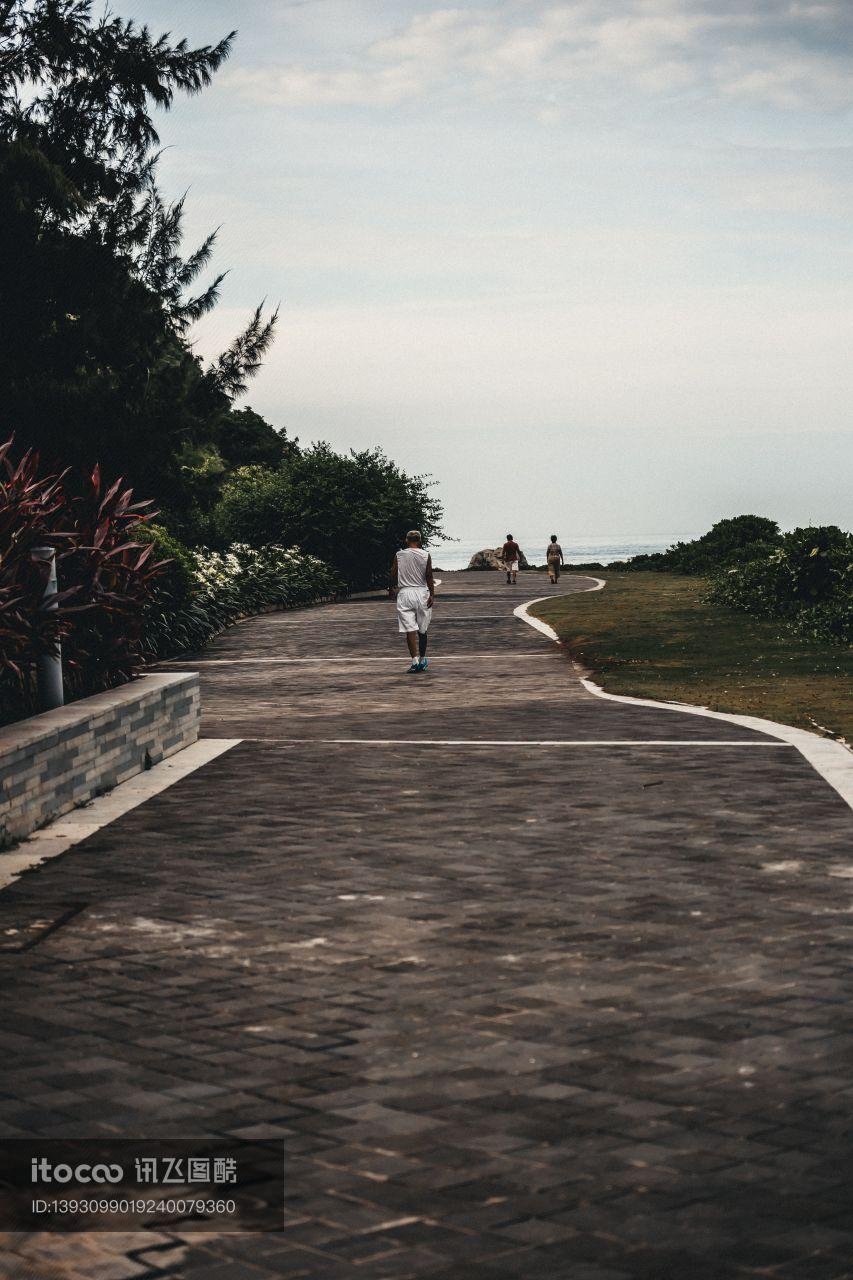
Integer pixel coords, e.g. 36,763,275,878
546,534,564,584
389,531,435,673
501,534,523,585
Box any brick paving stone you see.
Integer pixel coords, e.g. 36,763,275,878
1,571,853,1279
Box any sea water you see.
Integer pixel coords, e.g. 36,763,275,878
428,534,700,571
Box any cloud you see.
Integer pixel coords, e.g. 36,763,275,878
224,63,424,107
715,49,853,110
221,0,853,113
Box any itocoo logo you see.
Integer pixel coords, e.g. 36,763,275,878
31,1158,123,1184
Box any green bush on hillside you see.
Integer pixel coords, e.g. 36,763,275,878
625,515,782,574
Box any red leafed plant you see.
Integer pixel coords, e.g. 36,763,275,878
59,465,166,698
0,442,73,699
0,439,167,725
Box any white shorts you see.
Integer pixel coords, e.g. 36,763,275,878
397,586,432,633
506,560,519,572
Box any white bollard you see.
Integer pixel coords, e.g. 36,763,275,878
32,546,64,710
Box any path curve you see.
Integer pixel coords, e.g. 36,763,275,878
515,582,853,814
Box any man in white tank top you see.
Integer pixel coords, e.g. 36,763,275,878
389,530,435,673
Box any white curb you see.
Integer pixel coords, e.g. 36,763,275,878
516,581,853,815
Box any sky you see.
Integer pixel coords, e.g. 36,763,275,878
138,0,853,540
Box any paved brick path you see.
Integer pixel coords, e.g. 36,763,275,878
3,571,853,1279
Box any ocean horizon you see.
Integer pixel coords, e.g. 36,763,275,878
429,533,699,572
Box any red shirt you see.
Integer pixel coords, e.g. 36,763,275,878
502,540,521,561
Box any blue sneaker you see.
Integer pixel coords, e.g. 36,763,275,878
418,658,429,672
406,660,420,673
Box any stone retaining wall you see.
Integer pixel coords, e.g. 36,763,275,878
0,673,199,847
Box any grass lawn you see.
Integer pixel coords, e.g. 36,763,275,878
531,572,853,745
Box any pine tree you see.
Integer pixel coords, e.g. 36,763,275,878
0,1,278,533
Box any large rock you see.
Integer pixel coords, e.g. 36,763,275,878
467,547,530,571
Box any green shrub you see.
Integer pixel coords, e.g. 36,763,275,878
212,444,443,590
211,465,289,548
708,525,853,647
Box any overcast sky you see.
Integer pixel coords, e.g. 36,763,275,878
140,0,853,540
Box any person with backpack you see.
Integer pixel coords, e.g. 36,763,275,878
501,534,523,585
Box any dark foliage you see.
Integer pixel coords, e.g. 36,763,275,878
0,1,276,526
217,407,299,472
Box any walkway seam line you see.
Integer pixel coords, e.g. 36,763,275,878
245,739,794,747
515,583,853,814
177,655,553,664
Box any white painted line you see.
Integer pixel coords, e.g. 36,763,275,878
253,738,793,747
183,655,554,664
513,579,605,642
513,600,561,642
516,581,853,815
0,739,241,890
